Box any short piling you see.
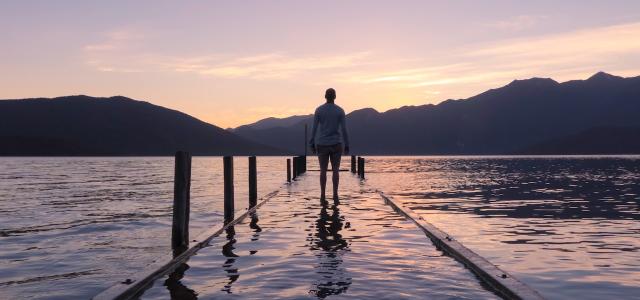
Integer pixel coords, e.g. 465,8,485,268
223,156,234,223
300,156,306,174
351,155,356,173
292,157,298,180
248,156,257,208
172,151,191,252
286,158,291,182
357,157,365,179
302,155,306,173
294,156,298,177
304,124,308,156
299,156,303,175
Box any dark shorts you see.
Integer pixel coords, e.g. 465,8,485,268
317,143,343,156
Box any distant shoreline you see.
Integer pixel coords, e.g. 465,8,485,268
2,154,640,158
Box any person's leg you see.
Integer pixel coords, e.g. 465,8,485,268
318,151,330,200
329,145,342,199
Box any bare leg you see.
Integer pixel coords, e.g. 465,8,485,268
329,150,342,200
318,153,330,200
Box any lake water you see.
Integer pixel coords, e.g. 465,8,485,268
1,156,639,299
140,170,499,299
366,156,640,300
0,157,287,299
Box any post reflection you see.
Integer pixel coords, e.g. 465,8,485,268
165,246,198,300
249,212,262,242
221,225,239,293
309,198,352,298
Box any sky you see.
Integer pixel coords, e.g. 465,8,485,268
2,1,640,128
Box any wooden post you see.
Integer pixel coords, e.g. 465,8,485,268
286,158,291,182
351,155,356,173
248,156,257,208
223,156,234,223
298,156,303,175
172,151,191,251
357,157,363,178
292,157,297,180
361,157,365,179
304,124,308,156
302,155,306,173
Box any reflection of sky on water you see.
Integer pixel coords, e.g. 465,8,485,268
0,157,287,299
366,156,640,300
142,169,498,299
2,156,637,299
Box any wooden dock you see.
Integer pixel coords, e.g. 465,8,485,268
94,154,544,300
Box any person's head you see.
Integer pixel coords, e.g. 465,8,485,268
325,88,336,103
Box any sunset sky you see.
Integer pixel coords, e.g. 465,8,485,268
2,1,640,128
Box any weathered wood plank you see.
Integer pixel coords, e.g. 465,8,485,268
378,192,545,300
92,190,281,300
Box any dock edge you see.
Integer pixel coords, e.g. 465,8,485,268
378,191,546,300
93,189,282,300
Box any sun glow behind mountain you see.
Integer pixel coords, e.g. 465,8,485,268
2,1,640,127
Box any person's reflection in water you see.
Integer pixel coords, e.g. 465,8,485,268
221,225,239,293
309,198,351,298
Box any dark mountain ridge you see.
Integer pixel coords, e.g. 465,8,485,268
233,72,640,155
233,114,313,131
0,95,284,156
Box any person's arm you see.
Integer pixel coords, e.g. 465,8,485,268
309,111,319,153
340,110,349,154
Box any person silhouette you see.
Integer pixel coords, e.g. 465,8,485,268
309,88,350,200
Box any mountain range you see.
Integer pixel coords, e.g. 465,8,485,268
1,72,639,156
232,72,640,155
0,95,282,156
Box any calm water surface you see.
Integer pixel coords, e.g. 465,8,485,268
0,157,286,299
1,156,639,299
140,172,498,299
366,156,640,300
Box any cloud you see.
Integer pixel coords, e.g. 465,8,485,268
83,29,143,52
341,21,640,94
83,29,151,72
82,21,640,102
463,21,640,81
342,64,471,85
83,31,372,79
468,21,640,58
165,52,372,79
484,15,547,32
